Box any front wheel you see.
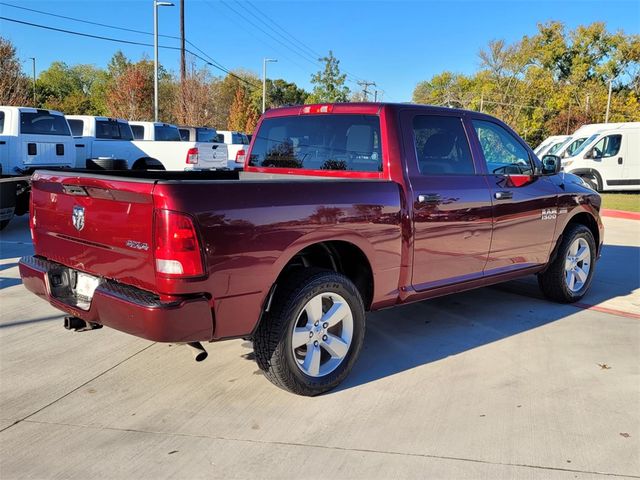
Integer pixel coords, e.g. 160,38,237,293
538,224,597,303
253,269,366,396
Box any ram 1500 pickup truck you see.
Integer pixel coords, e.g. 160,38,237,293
19,103,603,396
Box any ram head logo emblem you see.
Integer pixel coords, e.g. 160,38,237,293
72,206,85,231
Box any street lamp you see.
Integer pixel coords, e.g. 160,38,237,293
154,0,174,122
262,58,277,113
605,76,615,123
28,57,36,105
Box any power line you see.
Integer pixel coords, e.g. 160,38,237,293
0,16,260,90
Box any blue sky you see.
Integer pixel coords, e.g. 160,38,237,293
1,0,639,102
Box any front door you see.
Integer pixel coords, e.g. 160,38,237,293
470,118,558,274
402,111,493,290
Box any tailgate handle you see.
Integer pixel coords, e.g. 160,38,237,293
75,144,85,148
62,185,88,196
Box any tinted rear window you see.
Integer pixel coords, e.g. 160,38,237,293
96,120,133,140
68,119,84,136
232,133,249,144
0,112,5,134
179,128,190,141
249,114,382,172
154,124,181,141
20,111,71,136
196,128,218,143
131,125,144,139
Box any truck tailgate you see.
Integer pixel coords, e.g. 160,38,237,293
31,172,158,293
196,142,228,170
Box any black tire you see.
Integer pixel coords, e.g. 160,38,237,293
253,268,366,396
86,158,128,170
579,172,602,192
538,224,597,303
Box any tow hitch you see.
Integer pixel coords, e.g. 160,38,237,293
64,316,103,332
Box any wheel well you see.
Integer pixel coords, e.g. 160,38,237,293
566,212,600,252
274,241,374,311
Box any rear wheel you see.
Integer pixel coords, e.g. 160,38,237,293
253,268,365,396
538,224,596,303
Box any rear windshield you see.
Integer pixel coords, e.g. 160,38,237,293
131,125,144,139
249,114,382,172
154,124,181,141
232,133,249,145
196,128,218,143
20,111,71,136
96,120,133,140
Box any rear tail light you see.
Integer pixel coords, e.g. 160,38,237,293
154,210,204,277
235,149,246,164
301,104,333,114
186,147,199,164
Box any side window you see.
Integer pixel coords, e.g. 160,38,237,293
131,125,144,140
68,119,83,136
0,111,4,134
118,122,134,141
591,135,621,158
473,120,533,175
179,129,190,141
412,115,475,175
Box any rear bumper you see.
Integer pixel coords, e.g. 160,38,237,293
19,256,214,342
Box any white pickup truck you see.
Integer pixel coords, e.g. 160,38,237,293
0,106,76,229
130,121,227,171
216,130,250,170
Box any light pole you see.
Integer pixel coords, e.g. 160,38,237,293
262,58,277,113
605,77,614,123
28,57,36,105
154,0,174,122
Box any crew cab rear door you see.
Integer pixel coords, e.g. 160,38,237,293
400,110,493,290
469,118,558,273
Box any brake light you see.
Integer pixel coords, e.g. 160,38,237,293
301,104,334,114
186,147,199,164
154,210,204,277
235,149,246,164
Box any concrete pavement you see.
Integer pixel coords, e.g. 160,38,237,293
0,214,638,479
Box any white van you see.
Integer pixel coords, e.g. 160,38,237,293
561,123,640,191
554,122,631,160
534,135,570,157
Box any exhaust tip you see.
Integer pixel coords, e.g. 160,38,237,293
187,342,208,362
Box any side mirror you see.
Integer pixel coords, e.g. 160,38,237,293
541,155,561,175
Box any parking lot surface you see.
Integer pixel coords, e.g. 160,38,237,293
0,214,638,479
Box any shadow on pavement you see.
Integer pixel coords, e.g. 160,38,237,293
0,314,63,329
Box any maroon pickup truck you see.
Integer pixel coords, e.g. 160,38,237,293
19,103,603,396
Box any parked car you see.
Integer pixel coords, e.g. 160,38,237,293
216,129,250,170
19,103,603,396
129,121,228,171
66,115,138,169
562,123,640,191
0,106,75,229
534,135,570,157
177,126,219,143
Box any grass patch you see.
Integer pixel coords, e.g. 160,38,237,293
600,193,640,212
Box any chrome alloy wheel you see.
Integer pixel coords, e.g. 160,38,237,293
565,237,591,292
291,292,354,378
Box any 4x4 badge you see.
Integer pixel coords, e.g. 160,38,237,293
72,206,85,231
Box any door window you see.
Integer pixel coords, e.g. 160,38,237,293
473,120,533,175
412,115,475,175
131,125,144,139
591,135,621,158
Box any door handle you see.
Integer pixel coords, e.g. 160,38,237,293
417,193,441,204
618,157,623,165
494,191,513,200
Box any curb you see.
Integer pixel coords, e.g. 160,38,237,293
601,209,640,221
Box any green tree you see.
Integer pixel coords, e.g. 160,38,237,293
0,36,30,105
37,62,109,114
307,51,350,103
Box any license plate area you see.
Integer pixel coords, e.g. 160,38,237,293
48,266,102,310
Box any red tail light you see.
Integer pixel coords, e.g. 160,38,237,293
235,149,246,164
301,104,333,114
154,210,204,277
186,147,199,164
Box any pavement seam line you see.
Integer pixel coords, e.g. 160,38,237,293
20,419,640,479
0,343,156,434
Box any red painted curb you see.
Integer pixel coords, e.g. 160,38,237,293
601,209,640,220
573,302,640,320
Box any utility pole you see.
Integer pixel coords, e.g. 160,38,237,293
357,80,376,101
585,94,590,115
480,92,484,112
153,0,174,122
29,57,36,105
374,90,378,102
566,102,571,135
605,78,613,123
180,0,185,84
262,58,277,113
